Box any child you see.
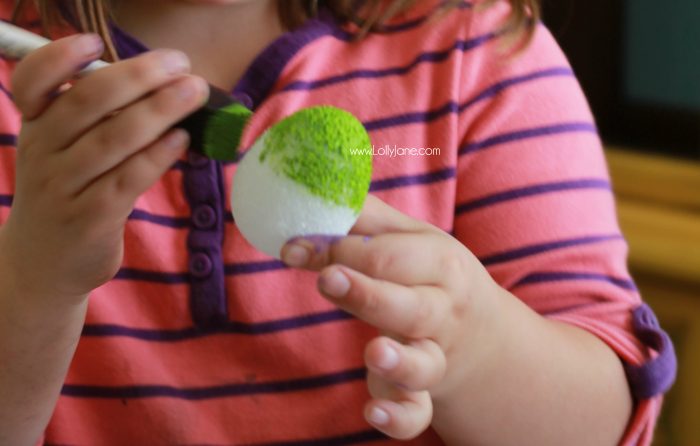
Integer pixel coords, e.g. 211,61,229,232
0,0,676,444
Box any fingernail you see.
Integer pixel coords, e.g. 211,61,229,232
76,59,94,72
76,33,103,58
368,407,390,426
160,50,190,75
282,244,311,267
47,83,70,100
319,268,350,298
287,234,344,254
162,129,189,150
375,344,400,371
176,77,207,101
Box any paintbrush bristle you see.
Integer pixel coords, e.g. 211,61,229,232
176,86,252,161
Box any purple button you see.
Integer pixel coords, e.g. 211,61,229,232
193,204,216,229
189,253,213,278
187,151,210,168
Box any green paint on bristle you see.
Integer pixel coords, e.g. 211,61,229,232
203,102,253,161
259,106,372,213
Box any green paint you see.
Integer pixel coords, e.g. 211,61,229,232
260,106,372,212
203,102,253,161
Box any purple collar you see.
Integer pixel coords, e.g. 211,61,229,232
109,10,339,109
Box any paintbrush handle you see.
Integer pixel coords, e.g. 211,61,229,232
0,21,109,73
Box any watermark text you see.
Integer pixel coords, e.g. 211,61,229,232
350,144,441,158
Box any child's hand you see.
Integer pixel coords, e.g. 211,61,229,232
281,195,499,440
1,34,208,302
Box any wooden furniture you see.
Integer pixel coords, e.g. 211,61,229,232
606,147,700,446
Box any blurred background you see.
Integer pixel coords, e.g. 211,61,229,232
542,1,700,445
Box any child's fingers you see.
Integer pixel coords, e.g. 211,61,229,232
365,337,446,392
282,231,462,287
57,75,207,196
78,128,189,220
32,49,193,154
364,384,433,440
11,34,104,120
316,265,448,340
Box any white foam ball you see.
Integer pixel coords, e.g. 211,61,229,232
231,135,361,258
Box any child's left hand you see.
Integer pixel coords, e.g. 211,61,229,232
281,195,501,440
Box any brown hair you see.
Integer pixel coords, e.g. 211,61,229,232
13,0,540,61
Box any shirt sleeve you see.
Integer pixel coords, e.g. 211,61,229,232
451,3,676,445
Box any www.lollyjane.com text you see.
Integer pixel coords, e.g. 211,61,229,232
350,144,441,158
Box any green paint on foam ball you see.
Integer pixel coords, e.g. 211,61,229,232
259,106,372,213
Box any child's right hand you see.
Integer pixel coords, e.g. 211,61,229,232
0,33,208,303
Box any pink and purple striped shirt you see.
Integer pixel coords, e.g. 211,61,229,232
0,1,675,444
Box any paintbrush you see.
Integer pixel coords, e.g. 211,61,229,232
0,20,250,161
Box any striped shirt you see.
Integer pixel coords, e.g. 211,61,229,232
0,1,675,444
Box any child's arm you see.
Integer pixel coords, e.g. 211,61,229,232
282,197,634,445
0,257,88,446
0,33,206,445
429,287,633,445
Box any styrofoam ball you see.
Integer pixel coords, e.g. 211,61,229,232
231,106,372,258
